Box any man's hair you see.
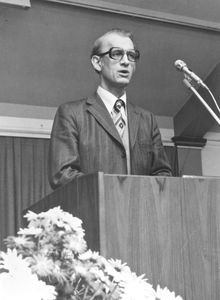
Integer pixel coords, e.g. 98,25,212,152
90,28,135,58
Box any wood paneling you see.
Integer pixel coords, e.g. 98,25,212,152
101,175,183,295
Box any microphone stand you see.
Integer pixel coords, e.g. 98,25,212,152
183,78,220,126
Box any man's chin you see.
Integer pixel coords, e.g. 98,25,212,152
116,78,130,86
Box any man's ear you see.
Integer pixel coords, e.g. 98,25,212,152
91,55,102,73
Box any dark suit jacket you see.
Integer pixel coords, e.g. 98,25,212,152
48,93,172,189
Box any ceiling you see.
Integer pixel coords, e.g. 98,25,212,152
0,0,220,137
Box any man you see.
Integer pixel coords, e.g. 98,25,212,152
48,29,172,189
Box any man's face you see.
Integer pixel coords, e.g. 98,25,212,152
97,33,137,92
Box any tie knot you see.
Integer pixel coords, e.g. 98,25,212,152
114,99,125,113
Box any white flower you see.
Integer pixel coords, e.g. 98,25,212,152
0,272,56,300
79,250,100,261
2,207,184,300
0,248,30,273
18,227,42,236
30,206,84,233
101,258,123,283
108,258,131,273
156,285,183,300
64,234,87,254
30,254,55,277
61,248,75,260
7,235,32,247
120,274,156,300
89,266,108,283
74,263,88,277
24,210,38,222
0,249,57,300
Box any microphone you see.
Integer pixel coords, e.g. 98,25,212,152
174,59,208,89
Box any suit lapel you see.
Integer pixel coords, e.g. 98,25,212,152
86,94,123,146
127,102,141,150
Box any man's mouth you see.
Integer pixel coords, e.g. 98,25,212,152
118,70,130,76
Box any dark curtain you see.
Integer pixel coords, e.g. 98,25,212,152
0,136,52,250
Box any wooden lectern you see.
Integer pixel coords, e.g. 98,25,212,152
27,173,220,300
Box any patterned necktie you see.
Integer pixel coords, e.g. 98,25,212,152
112,99,126,138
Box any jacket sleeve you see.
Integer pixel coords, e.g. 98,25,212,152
48,104,84,189
150,114,172,176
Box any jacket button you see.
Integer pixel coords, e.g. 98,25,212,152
121,151,126,158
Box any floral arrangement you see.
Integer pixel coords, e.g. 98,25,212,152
0,207,183,300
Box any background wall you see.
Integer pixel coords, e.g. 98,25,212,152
0,0,220,118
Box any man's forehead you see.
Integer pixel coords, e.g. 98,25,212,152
100,33,134,49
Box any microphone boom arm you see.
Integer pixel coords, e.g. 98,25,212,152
183,78,220,126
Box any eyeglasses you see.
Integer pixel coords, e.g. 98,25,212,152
97,47,140,62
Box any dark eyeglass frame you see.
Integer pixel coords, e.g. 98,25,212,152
97,47,140,62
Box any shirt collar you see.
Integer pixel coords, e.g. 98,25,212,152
97,86,127,114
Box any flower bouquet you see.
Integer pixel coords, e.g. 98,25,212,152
0,207,183,300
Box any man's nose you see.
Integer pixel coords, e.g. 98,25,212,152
120,53,130,64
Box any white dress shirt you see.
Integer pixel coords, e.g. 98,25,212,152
97,86,131,174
